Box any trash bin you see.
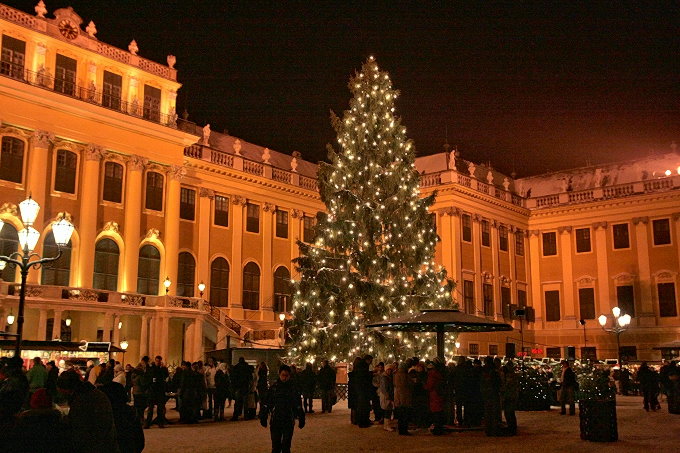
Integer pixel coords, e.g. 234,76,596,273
578,399,618,442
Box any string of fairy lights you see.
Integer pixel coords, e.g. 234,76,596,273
287,57,456,364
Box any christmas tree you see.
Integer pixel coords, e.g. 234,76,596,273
287,57,455,364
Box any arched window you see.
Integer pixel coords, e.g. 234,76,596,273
93,238,120,291
177,252,196,297
273,266,292,313
210,258,230,307
0,137,24,183
54,149,77,193
137,244,160,295
40,231,72,286
242,262,260,310
0,223,19,281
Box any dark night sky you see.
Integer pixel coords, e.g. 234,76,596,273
8,0,680,176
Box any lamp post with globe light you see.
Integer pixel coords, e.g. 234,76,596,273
0,196,74,357
164,276,171,295
120,338,129,364
598,306,631,367
279,312,286,344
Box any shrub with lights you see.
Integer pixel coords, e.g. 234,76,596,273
287,57,455,364
517,365,551,410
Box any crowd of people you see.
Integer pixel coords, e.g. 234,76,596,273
2,351,679,452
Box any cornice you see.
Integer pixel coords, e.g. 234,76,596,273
430,184,530,216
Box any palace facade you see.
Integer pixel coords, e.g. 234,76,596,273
1,3,678,365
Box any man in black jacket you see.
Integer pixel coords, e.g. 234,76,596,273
318,360,336,413
260,365,305,453
231,357,252,421
560,360,577,415
145,355,169,428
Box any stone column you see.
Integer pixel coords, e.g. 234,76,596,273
78,145,103,288
449,209,462,288
528,230,543,323
593,222,611,317
197,189,214,300
261,203,274,316
102,312,113,342
122,155,146,292
472,215,483,313
230,197,247,309
192,317,204,361
559,226,575,320
508,227,518,308
148,315,157,356
184,319,195,361
37,309,48,341
51,309,62,340
139,315,149,358
439,211,453,273
632,217,654,317
26,130,53,283
157,315,169,360
164,165,184,296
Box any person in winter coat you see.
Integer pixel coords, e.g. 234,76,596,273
637,361,660,411
379,363,396,431
15,388,70,453
102,382,145,453
26,357,48,396
481,356,502,436
144,356,169,428
317,360,337,413
112,364,126,386
260,365,305,453
204,359,217,419
131,361,149,423
347,357,363,425
57,369,119,453
256,362,269,414
559,360,577,416
501,360,519,435
214,362,230,421
299,362,317,413
411,360,429,429
424,359,446,435
231,357,252,421
393,359,415,435
45,360,59,401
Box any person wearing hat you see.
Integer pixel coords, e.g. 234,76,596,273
16,388,70,452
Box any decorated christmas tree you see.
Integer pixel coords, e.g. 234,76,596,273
287,57,455,364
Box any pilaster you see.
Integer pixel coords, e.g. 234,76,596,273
113,314,121,345
593,222,612,317
230,196,246,308
122,155,146,292
78,144,103,287
262,202,274,315
558,226,576,320
197,189,214,300
37,309,48,341
490,221,501,318
528,230,543,323
51,309,62,341
164,165,185,296
26,130,53,283
102,312,113,342
632,217,654,316
192,317,204,361
139,315,149,358
508,227,518,310
290,209,303,279
472,215,483,313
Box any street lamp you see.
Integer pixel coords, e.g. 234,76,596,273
279,312,286,344
0,197,74,357
64,312,72,327
120,338,128,364
6,309,15,325
598,306,631,366
163,276,171,294
455,341,460,355
198,281,206,298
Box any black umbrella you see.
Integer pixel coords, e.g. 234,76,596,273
366,309,513,360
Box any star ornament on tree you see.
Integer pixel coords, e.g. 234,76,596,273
288,57,456,364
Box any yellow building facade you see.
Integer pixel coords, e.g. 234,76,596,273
1,4,678,365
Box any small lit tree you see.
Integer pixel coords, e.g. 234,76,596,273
288,57,455,363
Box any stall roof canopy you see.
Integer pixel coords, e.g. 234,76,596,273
652,340,680,350
366,309,514,332
0,340,123,353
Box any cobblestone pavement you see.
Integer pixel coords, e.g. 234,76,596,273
145,396,679,452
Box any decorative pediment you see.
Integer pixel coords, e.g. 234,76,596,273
654,270,676,283
575,275,596,286
499,275,511,286
481,271,494,283
612,273,635,285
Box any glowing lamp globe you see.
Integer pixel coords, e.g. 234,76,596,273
598,314,607,327
65,315,72,327
19,196,40,226
7,311,15,325
0,260,6,271
618,314,631,327
612,306,621,318
279,313,286,322
18,227,41,253
0,219,4,234
198,282,206,293
51,218,74,247
120,339,129,350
